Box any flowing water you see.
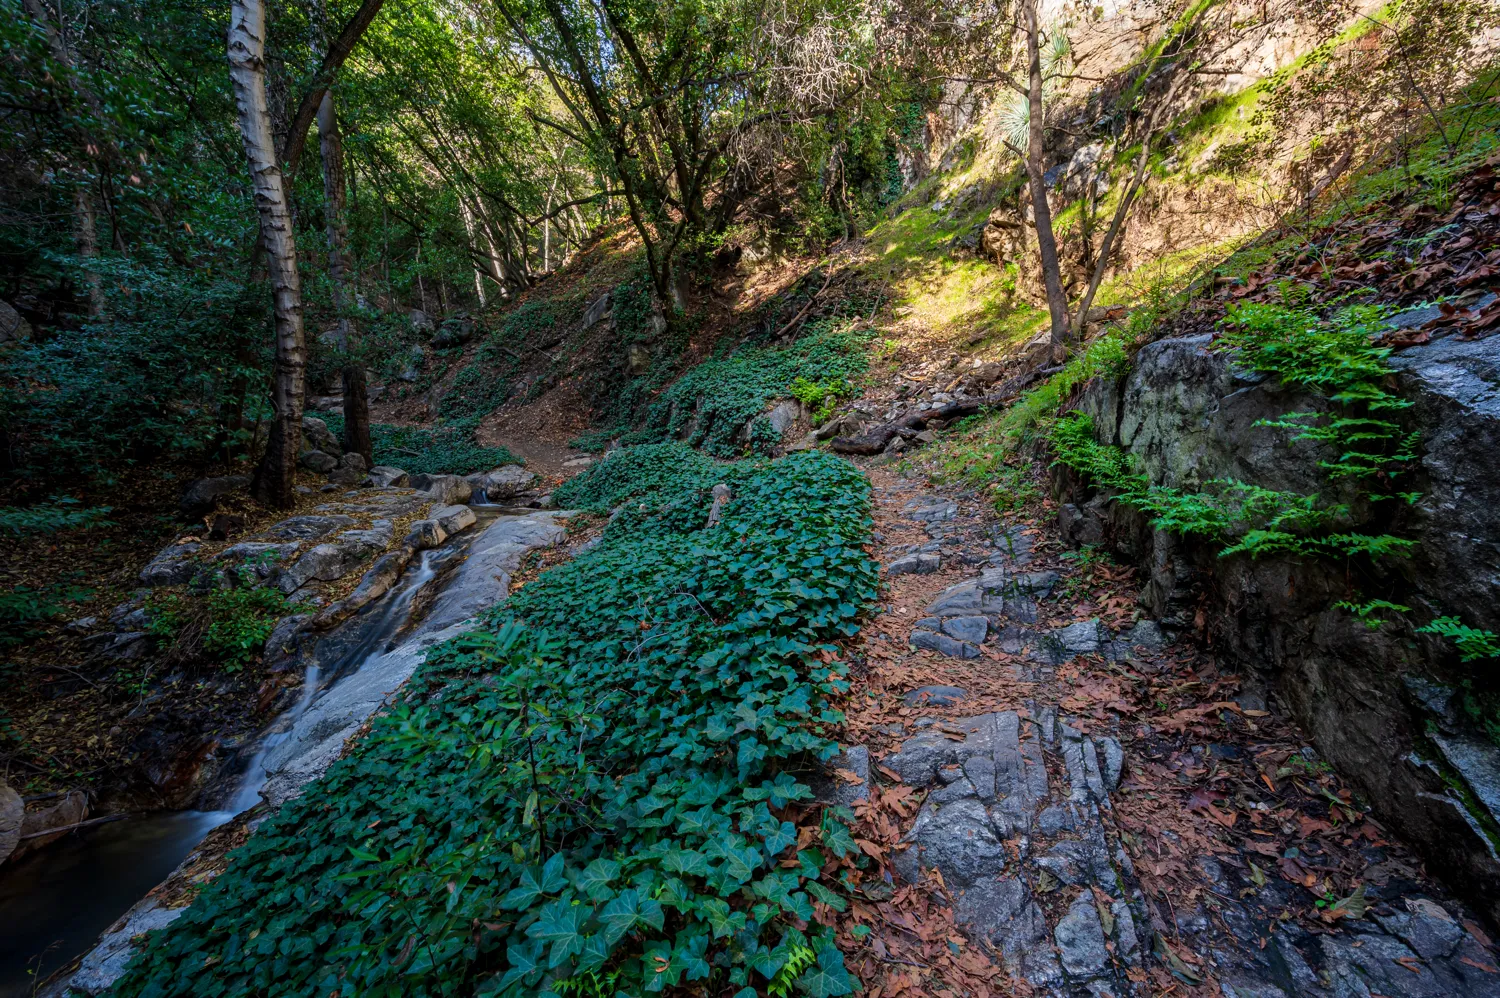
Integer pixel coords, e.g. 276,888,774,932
0,513,509,995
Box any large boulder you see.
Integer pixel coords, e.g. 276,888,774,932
368,465,410,488
301,415,342,456
431,315,475,347
139,541,202,587
0,299,32,345
0,782,21,864
410,473,472,505
179,475,248,521
299,450,338,473
466,465,537,500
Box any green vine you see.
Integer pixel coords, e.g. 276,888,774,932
110,448,874,998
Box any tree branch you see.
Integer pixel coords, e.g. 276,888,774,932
278,0,387,177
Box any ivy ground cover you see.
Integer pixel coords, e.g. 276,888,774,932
109,445,877,998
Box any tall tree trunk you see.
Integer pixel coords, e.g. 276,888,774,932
229,0,306,509
317,85,372,465
1020,0,1071,364
74,184,103,318
458,197,487,306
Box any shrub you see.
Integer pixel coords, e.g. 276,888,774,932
146,583,290,671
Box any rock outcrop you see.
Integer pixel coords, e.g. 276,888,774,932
1056,329,1500,927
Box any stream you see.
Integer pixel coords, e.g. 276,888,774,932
0,506,524,996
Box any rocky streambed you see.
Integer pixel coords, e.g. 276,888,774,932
1,468,572,996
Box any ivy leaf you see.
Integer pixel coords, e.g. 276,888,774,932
541,852,568,893
661,848,708,877
797,945,856,998
501,865,551,910
700,897,747,938
527,900,587,968
575,858,620,901
492,940,544,991
599,889,665,943
804,880,847,912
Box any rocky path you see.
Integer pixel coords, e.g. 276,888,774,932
837,464,1500,998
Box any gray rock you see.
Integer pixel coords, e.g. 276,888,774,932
942,615,988,644
1051,619,1106,657
466,465,537,500
139,541,201,586
299,449,339,473
277,520,393,593
895,799,1006,887
410,473,473,505
816,746,871,808
583,292,612,328
1126,619,1166,650
261,514,356,541
954,877,1062,986
65,898,185,995
431,504,477,535
0,298,32,344
368,466,409,488
178,475,248,520
764,400,800,439
262,613,309,665
1054,893,1110,978
1097,736,1124,791
214,541,300,584
905,500,958,523
0,782,21,864
259,513,568,805
339,451,369,474
882,728,960,787
301,415,342,456
929,777,977,804
909,629,978,658
404,519,448,551
431,315,475,346
903,685,968,707
888,552,940,576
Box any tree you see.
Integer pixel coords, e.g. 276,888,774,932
313,2,372,466
228,0,305,508
993,0,1230,363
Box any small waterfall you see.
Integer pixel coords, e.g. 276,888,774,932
228,549,439,813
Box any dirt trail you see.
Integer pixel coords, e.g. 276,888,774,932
837,462,1500,998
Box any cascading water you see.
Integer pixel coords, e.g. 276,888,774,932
0,526,486,996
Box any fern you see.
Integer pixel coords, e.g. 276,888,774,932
1418,616,1500,662
768,942,817,998
1335,599,1412,630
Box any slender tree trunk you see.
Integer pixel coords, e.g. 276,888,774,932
458,197,487,306
229,0,306,509
317,84,372,465
1020,0,1070,364
74,184,103,318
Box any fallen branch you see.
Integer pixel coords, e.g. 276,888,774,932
19,813,129,839
829,370,1044,455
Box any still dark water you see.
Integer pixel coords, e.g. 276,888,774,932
0,810,228,997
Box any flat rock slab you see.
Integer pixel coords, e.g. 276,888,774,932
883,707,1150,995
258,512,571,808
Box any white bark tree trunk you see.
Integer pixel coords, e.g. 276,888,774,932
229,0,306,508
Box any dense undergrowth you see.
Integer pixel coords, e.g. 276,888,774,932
109,447,876,997
322,413,520,476
578,318,872,456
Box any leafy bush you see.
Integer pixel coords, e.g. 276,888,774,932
112,448,876,998
1051,413,1414,560
0,581,91,648
0,496,112,536
0,260,270,482
145,584,290,671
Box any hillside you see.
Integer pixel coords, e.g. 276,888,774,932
3,0,1500,996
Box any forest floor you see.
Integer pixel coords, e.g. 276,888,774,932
830,459,1500,996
